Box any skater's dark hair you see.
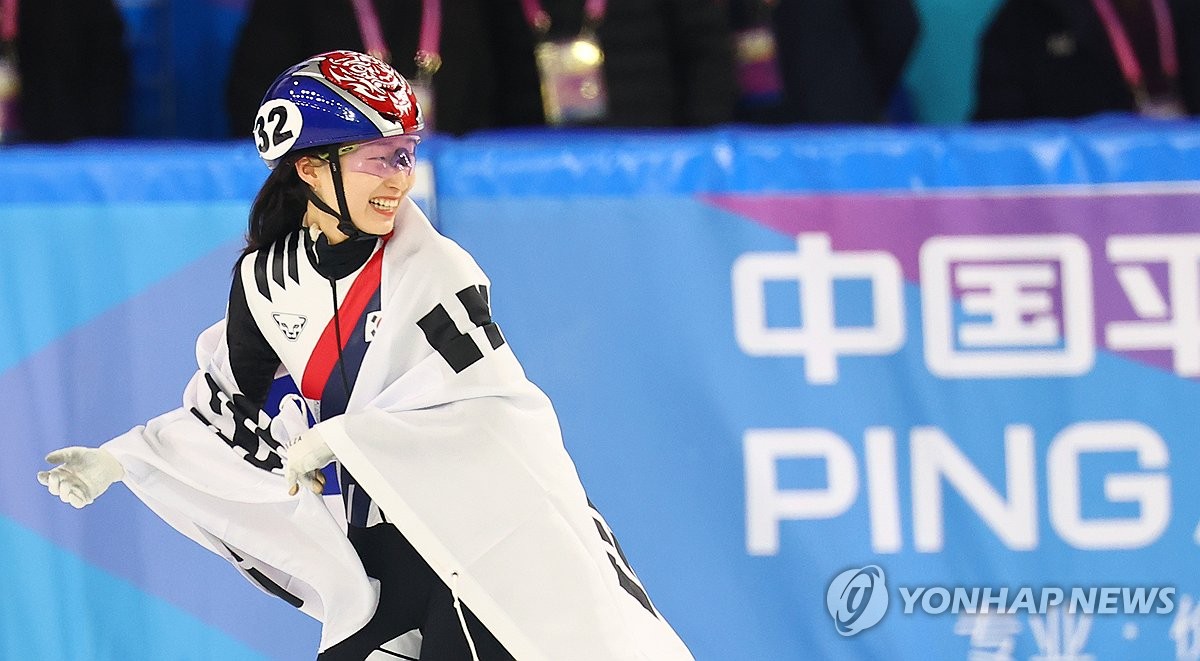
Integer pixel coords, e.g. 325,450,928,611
241,149,323,260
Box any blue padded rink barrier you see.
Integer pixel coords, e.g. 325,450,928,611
3,119,1200,660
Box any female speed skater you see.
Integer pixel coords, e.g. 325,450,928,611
38,49,694,661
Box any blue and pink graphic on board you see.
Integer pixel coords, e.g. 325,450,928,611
4,123,1200,660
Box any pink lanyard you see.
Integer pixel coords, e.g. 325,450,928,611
1088,0,1178,91
1,0,17,44
520,0,607,35
349,0,443,74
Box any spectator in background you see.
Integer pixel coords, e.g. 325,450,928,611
512,0,737,128
974,0,1200,120
0,0,129,142
728,0,920,124
227,0,543,137
228,0,735,134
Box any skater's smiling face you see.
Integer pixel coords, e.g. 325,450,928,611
296,135,421,242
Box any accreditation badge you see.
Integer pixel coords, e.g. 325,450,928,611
1135,88,1187,119
534,33,608,125
411,76,436,131
734,26,783,105
0,48,19,142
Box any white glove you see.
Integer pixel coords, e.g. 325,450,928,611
37,447,125,509
270,393,312,448
284,426,335,496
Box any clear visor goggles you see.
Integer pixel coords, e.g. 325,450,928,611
321,135,421,178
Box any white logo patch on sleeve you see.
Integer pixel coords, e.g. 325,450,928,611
272,313,308,341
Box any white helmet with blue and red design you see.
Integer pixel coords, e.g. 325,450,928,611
253,50,424,169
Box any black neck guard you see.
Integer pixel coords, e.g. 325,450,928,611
304,228,378,281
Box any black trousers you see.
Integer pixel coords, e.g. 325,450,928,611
317,523,515,661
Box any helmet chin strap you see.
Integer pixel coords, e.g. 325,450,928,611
303,150,373,243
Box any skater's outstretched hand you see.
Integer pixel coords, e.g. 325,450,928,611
37,447,124,509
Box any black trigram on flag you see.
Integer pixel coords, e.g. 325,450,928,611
190,372,284,473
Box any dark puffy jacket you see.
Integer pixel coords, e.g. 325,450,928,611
530,0,737,127
974,0,1200,120
227,0,543,137
730,0,920,124
14,0,130,141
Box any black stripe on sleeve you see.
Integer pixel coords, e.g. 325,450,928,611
228,266,281,409
271,240,285,288
253,248,272,302
286,230,300,284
